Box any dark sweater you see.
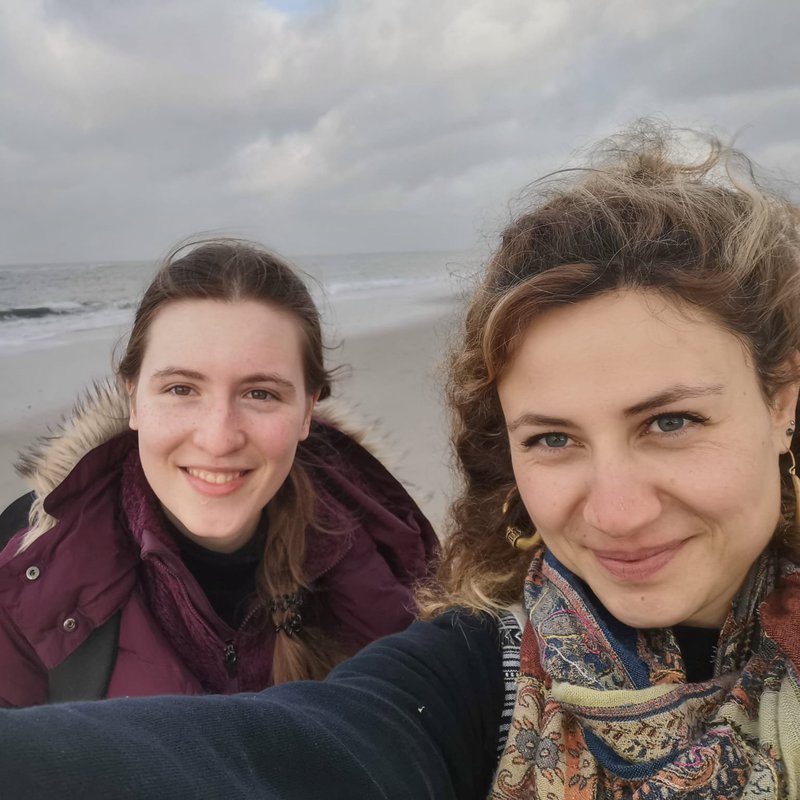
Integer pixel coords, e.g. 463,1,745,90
0,610,504,799
674,624,719,683
0,611,725,798
170,517,267,629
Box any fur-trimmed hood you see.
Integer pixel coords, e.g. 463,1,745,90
16,379,130,548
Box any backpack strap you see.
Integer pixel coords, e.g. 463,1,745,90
47,611,121,703
0,492,121,702
495,608,524,762
0,491,35,551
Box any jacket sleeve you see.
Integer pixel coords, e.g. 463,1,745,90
0,611,503,799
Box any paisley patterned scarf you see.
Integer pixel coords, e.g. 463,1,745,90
491,548,800,799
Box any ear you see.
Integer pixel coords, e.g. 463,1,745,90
299,392,319,441
126,380,139,431
770,352,800,453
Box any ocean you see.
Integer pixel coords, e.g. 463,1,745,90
0,250,478,352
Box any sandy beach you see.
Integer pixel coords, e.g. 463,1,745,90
0,306,458,535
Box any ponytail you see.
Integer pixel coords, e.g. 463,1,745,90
258,464,345,683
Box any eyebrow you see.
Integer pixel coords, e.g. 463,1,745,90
506,383,726,433
150,367,297,391
151,368,205,382
622,383,725,417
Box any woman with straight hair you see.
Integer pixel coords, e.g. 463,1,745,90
0,124,798,799
0,239,436,705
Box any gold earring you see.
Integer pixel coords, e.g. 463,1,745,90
788,450,800,528
501,488,541,551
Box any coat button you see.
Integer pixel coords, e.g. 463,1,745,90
62,617,78,632
25,566,40,581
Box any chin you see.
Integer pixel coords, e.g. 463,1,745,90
612,611,679,630
596,592,689,630
179,523,241,545
194,528,243,543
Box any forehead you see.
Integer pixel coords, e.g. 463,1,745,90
498,289,758,410
142,298,305,368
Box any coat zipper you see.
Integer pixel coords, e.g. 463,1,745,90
223,642,238,677
150,556,243,680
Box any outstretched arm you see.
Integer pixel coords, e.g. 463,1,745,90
0,611,503,799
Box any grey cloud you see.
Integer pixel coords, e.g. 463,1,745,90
0,0,798,263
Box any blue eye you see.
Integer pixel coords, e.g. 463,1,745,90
646,412,708,436
520,431,575,452
654,415,685,433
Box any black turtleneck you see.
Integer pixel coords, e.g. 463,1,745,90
168,515,268,630
673,625,719,683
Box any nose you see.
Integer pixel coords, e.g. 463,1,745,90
581,454,662,538
192,399,247,456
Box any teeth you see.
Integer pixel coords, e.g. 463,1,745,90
186,468,243,485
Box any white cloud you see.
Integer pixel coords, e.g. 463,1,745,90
0,0,797,262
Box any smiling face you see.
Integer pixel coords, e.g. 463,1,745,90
497,289,799,628
128,298,316,553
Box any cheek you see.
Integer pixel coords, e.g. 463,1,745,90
251,416,307,458
685,437,778,509
512,457,579,531
133,403,192,458
695,457,782,541
241,409,305,462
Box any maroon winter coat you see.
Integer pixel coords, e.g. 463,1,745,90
0,383,437,707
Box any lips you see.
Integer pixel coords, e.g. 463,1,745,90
593,541,685,582
185,467,245,485
181,466,251,497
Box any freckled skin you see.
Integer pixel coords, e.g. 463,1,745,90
128,299,316,553
497,290,799,628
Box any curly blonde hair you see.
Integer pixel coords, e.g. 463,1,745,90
420,123,800,618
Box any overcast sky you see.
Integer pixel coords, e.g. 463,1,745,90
0,0,798,264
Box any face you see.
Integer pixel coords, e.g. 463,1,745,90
497,289,799,628
128,299,316,553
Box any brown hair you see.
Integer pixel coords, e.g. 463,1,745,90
421,123,800,617
118,239,341,682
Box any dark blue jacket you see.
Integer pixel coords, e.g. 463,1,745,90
0,611,503,799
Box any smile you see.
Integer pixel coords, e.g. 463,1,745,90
184,468,246,485
593,541,685,582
